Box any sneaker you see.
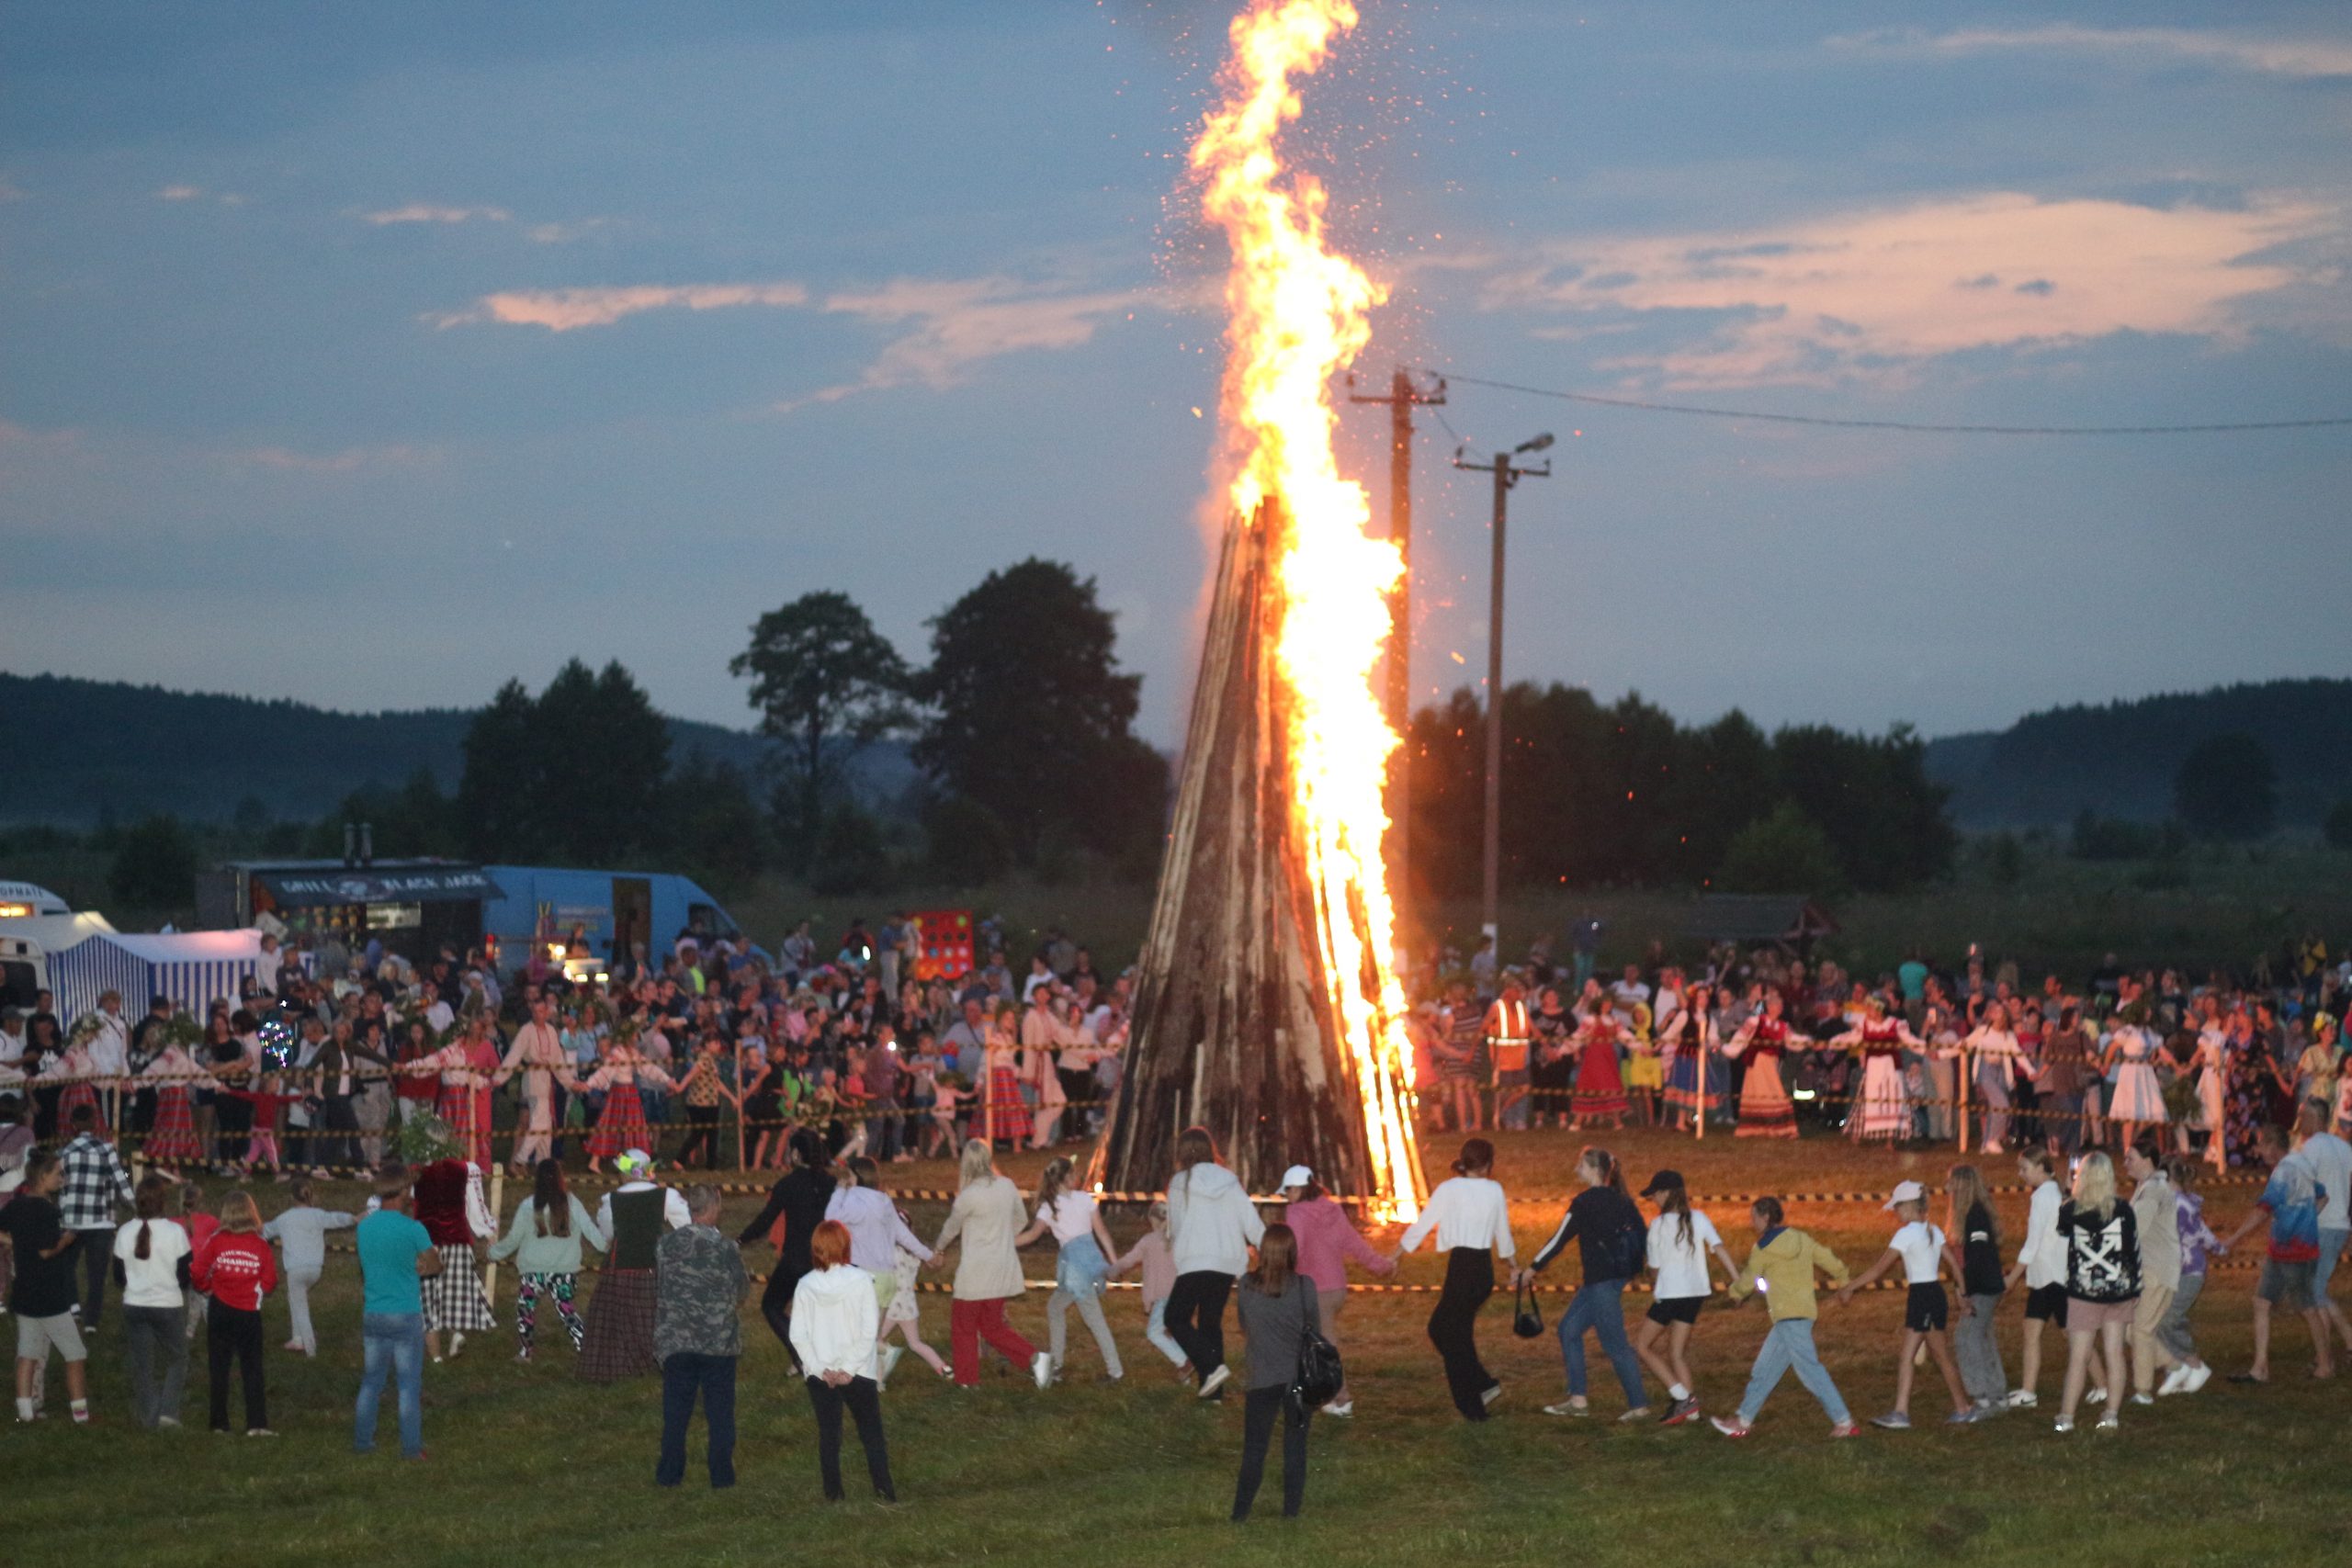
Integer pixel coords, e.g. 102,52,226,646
1709,1416,1751,1438
157,1416,181,1429
447,1332,467,1360
2129,1393,2154,1406
2086,1386,2107,1404
1033,1353,1057,1392
1542,1401,1589,1417
1944,1408,1976,1426
1617,1406,1655,1423
2094,1412,2120,1432
247,1428,278,1438
1660,1396,1701,1427
2156,1366,2191,1397
1320,1400,1354,1417
1481,1382,1503,1408
1870,1412,1911,1431
1827,1421,1861,1438
879,1347,904,1386
2181,1364,2212,1394
2052,1416,2075,1434
514,1349,532,1363
2005,1389,2038,1410
1195,1364,1230,1399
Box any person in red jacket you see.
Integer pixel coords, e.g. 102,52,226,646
193,1189,277,1436
413,1158,497,1362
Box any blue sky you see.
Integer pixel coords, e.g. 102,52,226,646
4,1,2347,745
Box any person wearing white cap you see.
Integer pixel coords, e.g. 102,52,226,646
1278,1164,1395,1415
1833,1179,1973,1427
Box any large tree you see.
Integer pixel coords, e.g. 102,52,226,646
913,558,1166,863
729,591,913,869
456,660,671,864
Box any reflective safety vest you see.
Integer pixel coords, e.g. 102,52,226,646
1485,998,1532,1074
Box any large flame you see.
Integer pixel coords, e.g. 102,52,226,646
1193,0,1423,1221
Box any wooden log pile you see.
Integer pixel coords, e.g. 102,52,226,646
1091,499,1423,1208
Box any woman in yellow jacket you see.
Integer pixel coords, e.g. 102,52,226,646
1710,1197,1860,1438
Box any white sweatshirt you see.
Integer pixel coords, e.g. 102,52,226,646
789,1263,881,1381
1165,1162,1266,1278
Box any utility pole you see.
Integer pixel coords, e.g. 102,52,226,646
1453,434,1553,955
1347,367,1444,906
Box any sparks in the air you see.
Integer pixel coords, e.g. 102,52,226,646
1193,0,1424,1221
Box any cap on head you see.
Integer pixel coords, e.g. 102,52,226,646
1280,1165,1314,1190
1638,1168,1684,1198
1883,1179,1926,1212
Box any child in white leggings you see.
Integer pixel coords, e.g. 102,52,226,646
1114,1200,1186,1371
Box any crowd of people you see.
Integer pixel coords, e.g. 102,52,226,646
2,918,2349,1519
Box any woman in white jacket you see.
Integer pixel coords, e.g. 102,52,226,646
789,1220,898,1503
1162,1125,1266,1400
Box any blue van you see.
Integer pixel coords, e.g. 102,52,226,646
480,865,746,971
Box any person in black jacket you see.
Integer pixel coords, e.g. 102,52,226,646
736,1128,835,1360
1231,1223,1318,1522
1515,1146,1652,1418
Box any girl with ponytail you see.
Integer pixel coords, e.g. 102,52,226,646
1516,1147,1653,1419
112,1172,193,1429
1016,1154,1125,1382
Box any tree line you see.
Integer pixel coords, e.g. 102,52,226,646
1405,684,1956,897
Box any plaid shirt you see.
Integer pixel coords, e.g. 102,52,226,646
57,1132,136,1231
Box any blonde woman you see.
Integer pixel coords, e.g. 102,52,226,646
930,1139,1050,1389
2053,1152,2142,1434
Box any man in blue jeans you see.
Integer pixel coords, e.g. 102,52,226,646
654,1184,749,1487
354,1164,443,1461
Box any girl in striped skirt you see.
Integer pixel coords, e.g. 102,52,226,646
40,1037,110,1142
571,1038,675,1173
1725,992,1802,1139
983,1014,1032,1147
412,1029,497,1171
139,1040,215,1164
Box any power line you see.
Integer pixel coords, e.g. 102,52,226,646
1422,368,2352,436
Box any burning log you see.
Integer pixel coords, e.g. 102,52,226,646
1091,497,1425,1216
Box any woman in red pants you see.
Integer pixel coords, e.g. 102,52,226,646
929,1138,1052,1391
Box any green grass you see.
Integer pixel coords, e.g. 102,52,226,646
10,1127,2346,1568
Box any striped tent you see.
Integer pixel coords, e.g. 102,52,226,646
50,930,264,1027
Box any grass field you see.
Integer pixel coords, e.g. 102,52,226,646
9,1126,2346,1568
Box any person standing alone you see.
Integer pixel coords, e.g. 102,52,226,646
653,1184,748,1489
353,1164,441,1461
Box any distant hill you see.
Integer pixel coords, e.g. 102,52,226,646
1924,678,2352,829
0,671,918,828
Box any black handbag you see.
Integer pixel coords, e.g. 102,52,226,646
1512,1280,1545,1338
1292,1325,1345,1409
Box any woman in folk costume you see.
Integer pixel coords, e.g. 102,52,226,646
577,1147,690,1383
2188,998,2229,1167
1659,982,1722,1132
494,997,570,1173
40,1022,112,1141
1724,988,1801,1139
1829,993,1924,1145
1570,984,1629,1128
570,1029,677,1175
139,1033,218,1165
984,1004,1032,1148
409,1019,498,1170
413,1148,499,1362
1020,991,1066,1148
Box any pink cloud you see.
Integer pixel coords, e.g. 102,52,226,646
229,445,435,475
785,278,1150,408
427,281,810,332
1479,192,2337,388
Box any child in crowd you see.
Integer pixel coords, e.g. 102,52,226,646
1713,1197,1857,1438
1113,1198,1186,1374
877,1200,952,1385
1942,1164,2008,1418
261,1177,355,1356
193,1190,277,1436
1836,1179,1973,1427
2154,1156,2219,1395
489,1158,605,1362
